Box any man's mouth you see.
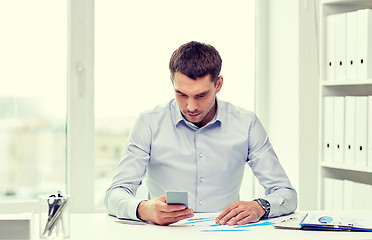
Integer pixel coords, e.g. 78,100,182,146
187,112,200,117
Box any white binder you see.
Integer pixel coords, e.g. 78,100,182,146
333,178,344,210
333,96,345,163
346,11,357,81
335,13,347,82
353,182,365,210
356,9,372,80
368,96,372,167
325,15,336,81
324,178,333,210
323,97,334,163
355,96,368,167
343,179,354,210
344,96,356,165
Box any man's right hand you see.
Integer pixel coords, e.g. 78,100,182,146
136,195,194,225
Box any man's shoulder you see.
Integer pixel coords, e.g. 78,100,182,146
138,99,175,120
218,99,256,119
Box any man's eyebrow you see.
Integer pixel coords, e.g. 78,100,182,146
175,89,211,97
175,90,185,95
195,90,210,96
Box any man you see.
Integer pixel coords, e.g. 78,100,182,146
105,41,297,226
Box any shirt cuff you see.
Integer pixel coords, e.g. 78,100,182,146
264,196,283,218
127,198,144,220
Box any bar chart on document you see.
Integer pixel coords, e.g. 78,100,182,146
174,215,275,232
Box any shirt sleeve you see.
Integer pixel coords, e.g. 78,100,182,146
246,114,298,217
104,113,151,220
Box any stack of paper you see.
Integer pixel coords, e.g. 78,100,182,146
0,212,33,240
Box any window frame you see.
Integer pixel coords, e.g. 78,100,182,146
0,0,95,213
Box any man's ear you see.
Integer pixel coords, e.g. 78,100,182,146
215,76,223,93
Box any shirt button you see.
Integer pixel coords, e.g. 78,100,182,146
198,129,201,133
199,153,203,158
200,177,204,182
199,201,203,205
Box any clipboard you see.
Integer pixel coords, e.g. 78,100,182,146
299,213,372,232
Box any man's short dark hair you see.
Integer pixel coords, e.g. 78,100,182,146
169,41,222,84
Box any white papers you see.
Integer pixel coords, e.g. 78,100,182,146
174,214,275,232
301,212,372,231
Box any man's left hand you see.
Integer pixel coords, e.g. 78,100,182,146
215,200,265,226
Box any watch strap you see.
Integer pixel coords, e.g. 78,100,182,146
254,198,271,219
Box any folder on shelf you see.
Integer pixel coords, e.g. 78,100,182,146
325,15,336,81
335,13,347,82
343,179,354,210
353,182,372,210
323,97,334,163
333,96,345,163
368,96,372,167
356,9,372,80
346,11,357,81
333,178,344,210
323,178,333,210
355,96,368,167
344,96,356,165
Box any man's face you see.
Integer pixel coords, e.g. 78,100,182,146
171,72,223,127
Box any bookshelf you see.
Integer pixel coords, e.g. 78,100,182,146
318,0,372,210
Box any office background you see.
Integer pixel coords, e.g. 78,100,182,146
2,0,359,214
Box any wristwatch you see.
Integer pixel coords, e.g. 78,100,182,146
254,198,271,219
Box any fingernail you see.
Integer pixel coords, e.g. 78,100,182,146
219,220,225,225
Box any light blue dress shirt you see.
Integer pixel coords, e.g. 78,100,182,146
105,98,297,220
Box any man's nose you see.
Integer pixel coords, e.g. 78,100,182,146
187,98,198,112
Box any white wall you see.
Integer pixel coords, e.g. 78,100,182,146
255,0,319,210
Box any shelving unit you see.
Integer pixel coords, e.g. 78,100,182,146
318,0,372,210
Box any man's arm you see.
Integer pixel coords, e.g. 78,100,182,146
216,114,297,225
104,114,194,225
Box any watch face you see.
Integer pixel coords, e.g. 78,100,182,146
260,199,270,209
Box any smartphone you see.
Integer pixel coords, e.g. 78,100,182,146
166,191,188,208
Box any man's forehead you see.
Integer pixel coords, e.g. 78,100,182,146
173,74,214,95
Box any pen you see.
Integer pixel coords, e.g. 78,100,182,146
116,219,147,226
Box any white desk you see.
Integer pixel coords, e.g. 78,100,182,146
34,212,372,240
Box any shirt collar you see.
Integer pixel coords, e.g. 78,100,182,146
171,98,223,129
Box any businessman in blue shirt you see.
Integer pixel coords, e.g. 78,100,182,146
105,41,297,226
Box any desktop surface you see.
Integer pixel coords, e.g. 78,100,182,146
33,212,372,240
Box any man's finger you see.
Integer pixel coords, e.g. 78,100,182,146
215,203,238,223
235,214,258,225
218,207,242,225
162,203,187,212
227,211,250,226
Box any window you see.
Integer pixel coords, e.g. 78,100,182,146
0,0,67,201
95,0,256,209
0,0,255,212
